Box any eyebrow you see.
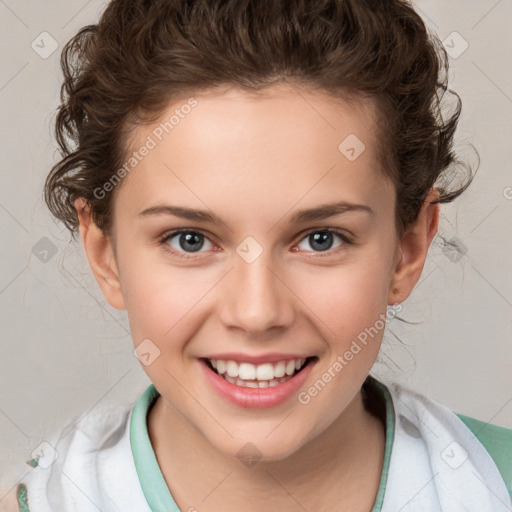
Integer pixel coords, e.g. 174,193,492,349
137,201,374,224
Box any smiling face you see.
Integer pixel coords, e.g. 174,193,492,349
77,83,437,463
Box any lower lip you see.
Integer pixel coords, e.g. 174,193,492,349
199,358,317,409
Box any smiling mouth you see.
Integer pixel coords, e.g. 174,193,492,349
201,356,318,389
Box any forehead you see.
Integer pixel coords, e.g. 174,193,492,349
115,84,392,221
135,83,380,151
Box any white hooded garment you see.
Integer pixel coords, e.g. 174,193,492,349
15,375,512,512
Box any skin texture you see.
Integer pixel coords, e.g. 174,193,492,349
75,83,439,511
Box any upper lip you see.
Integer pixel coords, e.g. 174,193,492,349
201,353,316,365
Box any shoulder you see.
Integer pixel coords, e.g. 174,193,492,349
455,412,512,499
383,379,512,502
15,401,134,512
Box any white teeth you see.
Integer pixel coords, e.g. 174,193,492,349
285,360,296,375
226,360,240,378
216,360,226,374
208,357,308,381
239,362,257,380
255,363,274,380
223,373,293,388
273,361,286,378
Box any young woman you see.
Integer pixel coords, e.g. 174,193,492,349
15,0,511,510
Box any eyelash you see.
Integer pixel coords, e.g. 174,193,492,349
157,228,353,260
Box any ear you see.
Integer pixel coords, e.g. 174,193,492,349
74,198,126,310
388,187,440,305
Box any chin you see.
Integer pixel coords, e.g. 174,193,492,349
210,432,308,466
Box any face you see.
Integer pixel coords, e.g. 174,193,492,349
87,84,411,461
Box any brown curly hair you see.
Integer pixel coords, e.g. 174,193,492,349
44,0,475,241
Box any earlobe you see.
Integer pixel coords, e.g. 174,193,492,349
387,188,440,305
74,198,126,310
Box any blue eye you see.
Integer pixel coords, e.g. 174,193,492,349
159,230,214,256
158,228,351,259
296,229,350,254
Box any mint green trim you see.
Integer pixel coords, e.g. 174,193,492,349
130,384,181,512
456,412,512,499
370,379,395,512
130,380,395,511
16,483,30,512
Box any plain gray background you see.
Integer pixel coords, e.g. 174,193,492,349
1,0,511,503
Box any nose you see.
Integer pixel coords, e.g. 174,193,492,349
218,249,295,336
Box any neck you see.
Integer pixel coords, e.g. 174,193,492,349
147,383,386,511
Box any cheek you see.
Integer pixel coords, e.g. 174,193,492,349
119,249,214,346
292,255,391,339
